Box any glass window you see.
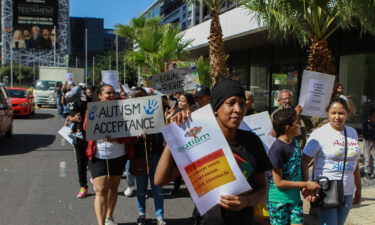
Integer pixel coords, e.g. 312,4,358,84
249,65,268,111
8,89,27,98
339,53,375,127
271,63,301,110
231,66,247,87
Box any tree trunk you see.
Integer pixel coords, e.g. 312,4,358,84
209,9,229,84
306,39,336,75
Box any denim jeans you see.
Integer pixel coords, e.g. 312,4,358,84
135,155,164,220
125,159,135,186
317,195,354,225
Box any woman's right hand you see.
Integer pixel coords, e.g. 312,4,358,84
171,109,191,125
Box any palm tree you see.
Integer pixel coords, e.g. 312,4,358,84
244,0,375,75
185,0,244,82
115,17,192,78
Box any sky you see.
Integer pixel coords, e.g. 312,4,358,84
70,0,157,28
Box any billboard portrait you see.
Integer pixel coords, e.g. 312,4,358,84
12,0,58,50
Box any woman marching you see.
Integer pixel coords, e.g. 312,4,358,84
130,87,166,225
84,84,135,225
155,79,272,225
302,97,361,225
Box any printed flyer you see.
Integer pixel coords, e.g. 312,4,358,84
161,105,251,215
239,111,276,153
298,70,335,117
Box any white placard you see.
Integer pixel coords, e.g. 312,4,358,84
66,73,74,84
121,84,131,94
161,105,251,215
239,111,276,153
148,68,200,94
58,125,74,146
298,70,335,117
102,70,120,91
86,95,165,140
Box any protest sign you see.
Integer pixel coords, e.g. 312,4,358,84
298,70,335,117
102,70,120,91
121,84,131,94
148,68,200,94
58,125,74,146
86,95,164,140
66,73,74,84
239,111,276,153
161,105,251,215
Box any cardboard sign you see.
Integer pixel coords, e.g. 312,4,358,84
102,70,120,91
161,105,251,215
239,111,276,153
298,70,335,117
148,68,200,94
86,95,165,140
121,84,131,94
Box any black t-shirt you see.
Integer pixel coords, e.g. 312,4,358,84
268,139,295,169
194,129,273,225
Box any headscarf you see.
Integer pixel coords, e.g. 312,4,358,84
210,80,245,112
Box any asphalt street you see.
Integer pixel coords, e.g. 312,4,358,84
0,108,194,225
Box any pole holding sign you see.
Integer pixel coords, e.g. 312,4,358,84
161,105,251,215
86,95,165,140
298,70,335,118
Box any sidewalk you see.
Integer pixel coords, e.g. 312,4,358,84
303,185,375,225
346,186,375,225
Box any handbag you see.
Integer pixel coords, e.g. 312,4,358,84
311,127,348,209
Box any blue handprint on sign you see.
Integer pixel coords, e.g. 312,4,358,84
89,105,99,120
143,99,159,115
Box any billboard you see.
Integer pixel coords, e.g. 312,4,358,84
12,0,58,50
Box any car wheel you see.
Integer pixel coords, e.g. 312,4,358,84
5,124,13,138
37,104,42,108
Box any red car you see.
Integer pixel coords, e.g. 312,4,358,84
0,83,13,137
6,87,35,116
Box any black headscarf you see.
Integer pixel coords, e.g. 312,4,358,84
210,80,245,112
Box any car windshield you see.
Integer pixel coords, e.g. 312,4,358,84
35,81,56,91
8,89,27,98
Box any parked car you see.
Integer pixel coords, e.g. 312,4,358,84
0,83,13,137
6,87,35,116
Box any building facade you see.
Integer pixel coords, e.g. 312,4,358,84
69,17,128,68
142,2,375,128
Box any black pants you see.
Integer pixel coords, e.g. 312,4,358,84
74,138,88,187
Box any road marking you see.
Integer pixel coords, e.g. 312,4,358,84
61,138,66,146
60,161,66,177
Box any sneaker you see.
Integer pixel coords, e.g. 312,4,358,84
157,219,167,225
105,217,117,225
137,215,146,225
76,187,87,198
124,186,134,197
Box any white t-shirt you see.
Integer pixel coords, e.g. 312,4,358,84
303,123,360,195
95,139,125,159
